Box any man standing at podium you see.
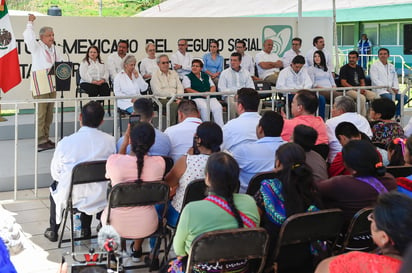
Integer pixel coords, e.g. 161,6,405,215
23,14,63,152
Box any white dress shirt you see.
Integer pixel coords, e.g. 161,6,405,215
240,53,255,76
79,59,109,83
326,112,372,163
370,60,399,95
276,66,312,90
50,126,116,224
222,112,261,152
171,50,193,78
23,22,63,72
139,57,158,77
107,52,125,81
164,117,202,162
255,51,281,79
113,70,148,110
232,136,285,193
218,67,255,92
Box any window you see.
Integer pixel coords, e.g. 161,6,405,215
379,23,397,45
360,23,378,47
342,24,355,46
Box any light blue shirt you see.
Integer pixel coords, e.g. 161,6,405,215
116,128,171,156
231,136,286,193
202,52,223,74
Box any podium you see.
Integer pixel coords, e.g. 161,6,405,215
50,62,72,138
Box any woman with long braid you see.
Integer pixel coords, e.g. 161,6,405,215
101,122,165,262
170,152,260,273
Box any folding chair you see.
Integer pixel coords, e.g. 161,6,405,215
386,166,412,178
246,171,279,196
335,207,375,254
271,209,344,273
58,160,108,252
186,228,270,273
105,181,170,271
164,178,208,260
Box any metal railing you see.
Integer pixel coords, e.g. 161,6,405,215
0,84,405,199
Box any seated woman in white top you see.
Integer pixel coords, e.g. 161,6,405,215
308,50,339,103
139,42,158,81
79,45,110,100
114,54,148,113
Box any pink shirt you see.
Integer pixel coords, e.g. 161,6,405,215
281,115,328,145
101,154,165,238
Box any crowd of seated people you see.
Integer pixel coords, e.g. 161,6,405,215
39,34,412,273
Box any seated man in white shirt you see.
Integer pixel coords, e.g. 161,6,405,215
222,88,261,152
370,47,408,118
218,52,255,119
235,40,258,80
171,39,193,79
164,100,202,162
326,95,372,163
116,98,171,157
44,102,116,242
255,39,283,85
232,111,285,193
107,40,128,82
151,54,184,125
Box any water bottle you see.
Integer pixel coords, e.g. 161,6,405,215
73,213,82,245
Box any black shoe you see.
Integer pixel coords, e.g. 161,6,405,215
81,227,92,239
130,242,142,262
44,228,58,242
38,142,55,152
144,255,160,270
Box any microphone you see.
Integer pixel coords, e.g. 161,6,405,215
57,43,70,63
97,225,121,252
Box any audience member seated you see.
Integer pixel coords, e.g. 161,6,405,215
116,98,171,156
370,48,407,118
107,40,128,82
164,100,202,162
151,54,184,125
101,122,165,262
317,140,397,224
231,111,285,193
171,39,192,79
79,46,110,101
394,136,412,197
282,37,303,69
202,39,223,87
139,42,157,81
307,50,339,103
221,88,261,152
339,50,376,116
183,59,224,127
44,102,116,242
370,98,405,150
255,39,283,85
253,143,323,272
170,152,260,273
305,36,334,72
387,138,407,167
218,52,255,119
235,40,257,80
113,54,148,114
281,89,328,146
326,96,372,163
328,122,362,177
277,55,326,120
315,192,412,273
293,125,328,182
164,122,223,227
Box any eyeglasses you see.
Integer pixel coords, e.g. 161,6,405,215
160,61,169,64
292,43,300,46
178,44,186,46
